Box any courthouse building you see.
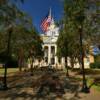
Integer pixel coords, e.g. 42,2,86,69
33,9,94,69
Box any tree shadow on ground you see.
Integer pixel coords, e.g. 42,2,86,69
32,70,82,100
0,91,37,100
0,69,90,100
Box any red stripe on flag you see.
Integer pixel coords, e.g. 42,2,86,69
40,14,52,32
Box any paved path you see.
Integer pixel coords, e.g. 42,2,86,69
0,70,100,100
78,88,100,100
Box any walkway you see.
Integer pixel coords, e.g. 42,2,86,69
0,69,100,100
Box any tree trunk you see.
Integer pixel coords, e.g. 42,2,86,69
30,57,34,76
79,26,89,92
65,56,69,77
3,29,12,89
18,48,24,71
70,57,74,69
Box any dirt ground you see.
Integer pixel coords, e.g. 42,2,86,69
0,69,100,100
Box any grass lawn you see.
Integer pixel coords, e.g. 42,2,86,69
87,78,100,92
71,68,100,92
71,68,100,75
0,68,19,75
93,84,100,91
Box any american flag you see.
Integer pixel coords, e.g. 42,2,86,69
40,12,52,32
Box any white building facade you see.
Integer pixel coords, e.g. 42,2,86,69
30,10,94,69
40,17,61,68
40,10,92,69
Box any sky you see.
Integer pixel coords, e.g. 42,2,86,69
17,0,64,33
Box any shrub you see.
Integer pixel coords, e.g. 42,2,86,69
0,51,18,68
7,58,18,68
94,54,100,62
90,62,100,69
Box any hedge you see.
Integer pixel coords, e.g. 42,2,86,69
90,62,100,69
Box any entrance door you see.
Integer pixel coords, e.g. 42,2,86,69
51,46,55,65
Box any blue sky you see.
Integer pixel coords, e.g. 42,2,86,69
17,0,63,33
93,46,100,55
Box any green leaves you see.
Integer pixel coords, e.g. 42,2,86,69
0,0,43,61
57,0,99,66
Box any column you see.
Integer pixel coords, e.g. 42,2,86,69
55,45,58,64
48,45,51,64
61,57,65,69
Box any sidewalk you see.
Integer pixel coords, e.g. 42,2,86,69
0,70,100,100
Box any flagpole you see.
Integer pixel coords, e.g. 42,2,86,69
49,29,53,68
49,8,52,68
41,8,53,68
